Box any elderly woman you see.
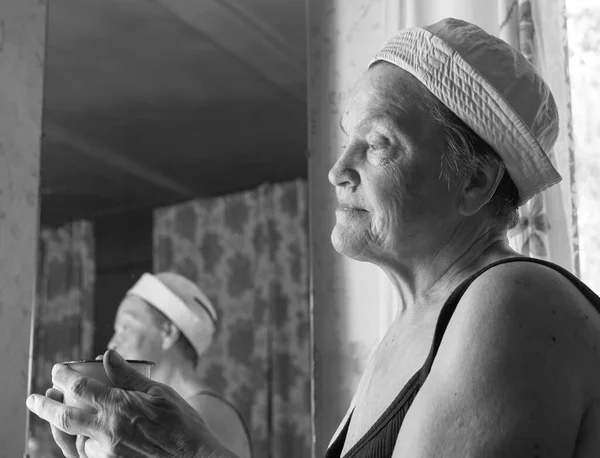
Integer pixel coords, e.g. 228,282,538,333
27,18,600,458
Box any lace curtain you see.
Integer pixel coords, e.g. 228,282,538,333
499,0,580,273
27,221,95,458
153,179,310,458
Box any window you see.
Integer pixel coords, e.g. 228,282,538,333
567,0,600,294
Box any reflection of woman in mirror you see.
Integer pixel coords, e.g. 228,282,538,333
107,272,251,458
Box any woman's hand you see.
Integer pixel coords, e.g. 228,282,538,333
26,350,238,458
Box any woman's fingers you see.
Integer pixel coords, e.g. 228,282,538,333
51,364,110,410
84,438,107,458
103,350,153,392
76,434,90,458
45,388,79,458
46,387,64,402
26,393,96,437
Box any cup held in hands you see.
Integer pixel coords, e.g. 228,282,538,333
61,359,154,412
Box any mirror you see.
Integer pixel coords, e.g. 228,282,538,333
26,1,310,457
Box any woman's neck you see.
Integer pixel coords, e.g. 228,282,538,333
153,352,204,399
381,226,517,317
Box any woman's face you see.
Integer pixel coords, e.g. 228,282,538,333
328,64,460,264
108,295,165,363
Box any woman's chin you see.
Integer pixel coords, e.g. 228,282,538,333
330,230,371,261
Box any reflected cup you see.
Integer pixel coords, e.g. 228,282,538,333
60,359,154,412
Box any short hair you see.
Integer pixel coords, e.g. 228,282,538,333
430,99,520,230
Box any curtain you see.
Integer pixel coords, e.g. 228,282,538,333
27,221,95,458
499,0,580,274
153,179,310,458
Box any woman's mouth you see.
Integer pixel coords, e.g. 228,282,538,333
337,205,367,213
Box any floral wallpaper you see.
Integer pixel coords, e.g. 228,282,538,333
27,221,95,458
500,0,579,272
153,179,310,458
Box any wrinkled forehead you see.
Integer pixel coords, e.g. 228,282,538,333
342,63,439,136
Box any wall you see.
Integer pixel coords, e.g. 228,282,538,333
406,0,498,31
0,0,46,456
93,208,153,355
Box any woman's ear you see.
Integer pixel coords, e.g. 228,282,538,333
160,321,181,351
458,162,505,216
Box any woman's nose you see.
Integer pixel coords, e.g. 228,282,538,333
328,149,360,188
107,334,118,350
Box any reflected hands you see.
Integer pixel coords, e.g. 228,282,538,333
26,350,237,458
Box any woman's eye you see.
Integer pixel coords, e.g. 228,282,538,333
369,135,391,150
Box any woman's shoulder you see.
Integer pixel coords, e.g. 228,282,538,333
447,257,600,393
186,390,239,419
466,257,597,310
458,257,599,337
186,390,252,458
391,257,600,458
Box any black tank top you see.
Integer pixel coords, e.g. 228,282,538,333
325,257,600,458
